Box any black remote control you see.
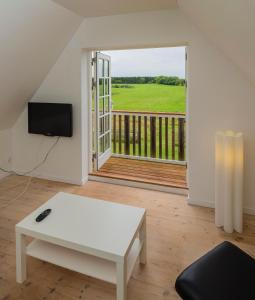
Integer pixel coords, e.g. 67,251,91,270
36,209,52,222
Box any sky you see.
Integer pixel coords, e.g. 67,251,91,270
102,47,186,78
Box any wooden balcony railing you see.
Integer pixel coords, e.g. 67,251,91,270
111,110,186,163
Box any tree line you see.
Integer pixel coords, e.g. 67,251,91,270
112,76,185,86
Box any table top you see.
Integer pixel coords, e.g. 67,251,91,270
16,192,145,260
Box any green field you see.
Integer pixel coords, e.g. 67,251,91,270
112,84,186,113
109,83,186,160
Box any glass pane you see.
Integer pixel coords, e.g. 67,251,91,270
99,117,104,135
98,59,104,77
105,96,110,113
99,78,104,96
99,136,104,154
105,79,109,95
104,60,109,77
105,133,110,150
105,115,110,131
99,97,104,115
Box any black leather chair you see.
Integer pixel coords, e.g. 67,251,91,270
175,241,255,300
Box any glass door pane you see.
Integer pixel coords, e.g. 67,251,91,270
95,52,112,170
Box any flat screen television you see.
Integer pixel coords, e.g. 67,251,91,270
28,103,73,137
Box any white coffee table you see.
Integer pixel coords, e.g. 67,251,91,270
16,192,146,300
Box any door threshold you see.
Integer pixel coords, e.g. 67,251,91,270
88,174,188,196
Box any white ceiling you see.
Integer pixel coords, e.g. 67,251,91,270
52,0,178,17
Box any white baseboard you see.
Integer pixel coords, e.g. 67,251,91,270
80,176,89,185
243,207,255,216
188,198,255,216
13,169,88,186
188,198,214,209
88,175,188,196
32,173,88,186
0,172,10,180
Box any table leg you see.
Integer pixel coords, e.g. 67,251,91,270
16,232,27,283
139,217,147,265
116,260,127,300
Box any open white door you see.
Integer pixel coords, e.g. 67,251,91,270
95,52,112,170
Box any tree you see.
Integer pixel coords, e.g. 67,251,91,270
111,76,185,86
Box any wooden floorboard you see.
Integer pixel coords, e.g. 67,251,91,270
1,176,255,300
91,157,187,189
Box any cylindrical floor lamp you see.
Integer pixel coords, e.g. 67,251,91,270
215,131,244,233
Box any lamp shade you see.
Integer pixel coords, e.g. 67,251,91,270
215,131,244,233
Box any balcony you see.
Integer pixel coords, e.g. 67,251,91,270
91,110,187,191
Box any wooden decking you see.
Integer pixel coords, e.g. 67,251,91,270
90,157,187,189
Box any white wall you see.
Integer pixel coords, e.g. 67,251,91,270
12,9,255,213
0,0,82,130
187,35,255,213
178,0,255,86
79,10,255,213
0,129,12,179
12,31,89,185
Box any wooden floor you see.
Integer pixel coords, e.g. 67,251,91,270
1,175,255,300
90,157,187,189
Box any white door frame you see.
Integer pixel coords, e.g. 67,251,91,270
87,51,94,174
95,52,112,170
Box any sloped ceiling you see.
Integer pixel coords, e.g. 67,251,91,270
178,0,255,86
0,0,82,130
52,0,177,17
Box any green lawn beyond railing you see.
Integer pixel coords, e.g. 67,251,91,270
112,84,186,113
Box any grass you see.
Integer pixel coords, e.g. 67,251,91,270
112,84,186,113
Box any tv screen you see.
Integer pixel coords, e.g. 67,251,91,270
28,103,73,137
